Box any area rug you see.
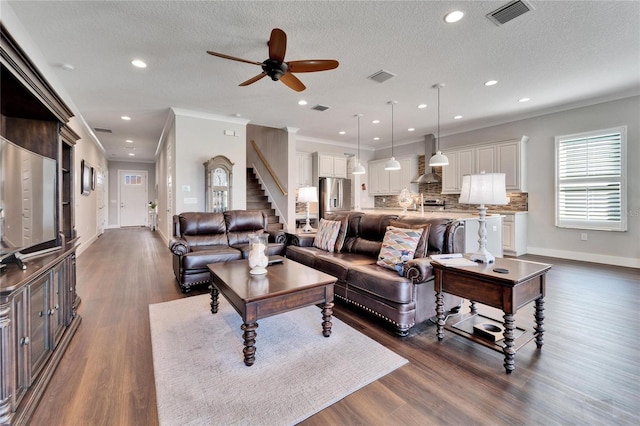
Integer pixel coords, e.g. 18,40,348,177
149,294,408,426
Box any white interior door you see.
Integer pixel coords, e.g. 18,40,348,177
118,170,148,227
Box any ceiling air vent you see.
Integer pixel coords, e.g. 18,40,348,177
487,0,533,26
367,69,396,83
94,127,112,133
311,104,330,112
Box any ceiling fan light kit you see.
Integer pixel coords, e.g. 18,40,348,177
429,83,449,167
207,28,339,92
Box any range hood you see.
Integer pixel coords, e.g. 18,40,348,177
412,134,441,183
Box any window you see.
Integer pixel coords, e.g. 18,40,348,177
555,127,626,231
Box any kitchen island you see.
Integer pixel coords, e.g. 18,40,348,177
359,208,504,258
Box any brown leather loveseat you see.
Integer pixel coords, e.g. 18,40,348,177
286,212,464,336
169,210,286,292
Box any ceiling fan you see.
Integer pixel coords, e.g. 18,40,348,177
207,28,339,92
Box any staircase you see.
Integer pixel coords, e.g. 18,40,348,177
246,168,283,232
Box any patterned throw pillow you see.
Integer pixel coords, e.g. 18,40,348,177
389,220,431,258
313,219,342,252
376,226,424,271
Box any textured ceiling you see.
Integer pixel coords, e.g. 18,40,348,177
5,1,640,162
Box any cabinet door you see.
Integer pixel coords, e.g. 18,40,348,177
51,261,66,347
369,162,390,194
475,145,496,174
389,168,402,193
496,141,521,191
333,156,347,178
12,288,29,406
503,219,515,251
29,273,51,380
441,151,459,193
318,154,334,177
296,153,312,187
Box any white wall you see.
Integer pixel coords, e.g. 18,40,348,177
438,96,640,268
173,109,249,214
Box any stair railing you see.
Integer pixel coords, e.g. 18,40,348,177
250,140,287,196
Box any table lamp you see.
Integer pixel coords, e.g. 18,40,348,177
297,186,318,233
459,172,508,263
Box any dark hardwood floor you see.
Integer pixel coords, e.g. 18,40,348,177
30,228,639,425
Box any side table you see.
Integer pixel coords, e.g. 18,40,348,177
432,257,552,374
285,229,316,247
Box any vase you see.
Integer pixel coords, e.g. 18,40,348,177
248,233,269,275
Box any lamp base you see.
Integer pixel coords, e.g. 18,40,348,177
469,251,496,264
302,221,314,233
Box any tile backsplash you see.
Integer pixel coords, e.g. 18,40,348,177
373,155,528,211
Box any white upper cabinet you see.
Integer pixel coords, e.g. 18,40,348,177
368,157,418,195
441,137,528,193
316,153,347,178
296,152,312,187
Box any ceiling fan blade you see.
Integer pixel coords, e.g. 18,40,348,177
287,60,339,73
279,72,306,92
207,51,263,66
239,72,268,86
268,28,287,63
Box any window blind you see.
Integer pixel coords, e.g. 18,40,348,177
555,128,626,231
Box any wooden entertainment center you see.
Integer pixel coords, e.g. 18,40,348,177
1,25,81,425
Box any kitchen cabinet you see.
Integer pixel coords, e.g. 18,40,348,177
502,212,528,256
461,215,504,259
368,157,418,195
442,137,528,194
316,153,347,178
296,152,312,187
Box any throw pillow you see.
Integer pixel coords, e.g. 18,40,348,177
313,219,342,252
376,226,424,271
325,213,350,253
389,220,431,258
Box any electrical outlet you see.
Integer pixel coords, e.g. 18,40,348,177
492,225,497,231
581,233,588,241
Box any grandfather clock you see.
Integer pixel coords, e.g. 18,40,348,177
204,155,234,212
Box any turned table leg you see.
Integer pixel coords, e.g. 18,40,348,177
241,322,258,366
210,285,219,314
436,291,445,341
534,297,545,349
322,301,334,337
503,313,516,374
470,300,478,314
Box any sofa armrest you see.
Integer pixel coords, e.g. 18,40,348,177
169,238,190,256
445,220,465,254
266,230,287,245
404,257,433,284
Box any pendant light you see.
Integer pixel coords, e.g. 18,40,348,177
384,100,401,171
428,83,449,167
352,114,366,175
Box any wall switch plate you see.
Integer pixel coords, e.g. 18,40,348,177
581,233,588,241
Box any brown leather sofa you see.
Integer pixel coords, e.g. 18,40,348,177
286,212,464,336
169,210,286,292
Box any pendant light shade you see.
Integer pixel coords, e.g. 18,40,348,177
384,100,401,171
428,84,449,167
352,114,366,175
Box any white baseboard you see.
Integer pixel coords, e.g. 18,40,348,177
527,247,639,269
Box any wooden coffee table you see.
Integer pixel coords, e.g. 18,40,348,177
208,256,337,366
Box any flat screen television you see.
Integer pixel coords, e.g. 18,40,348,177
1,136,59,270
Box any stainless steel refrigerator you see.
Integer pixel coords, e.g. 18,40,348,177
319,177,352,218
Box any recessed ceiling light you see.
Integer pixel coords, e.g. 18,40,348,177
372,120,380,124
131,59,147,68
339,131,346,135
518,97,531,103
484,80,498,86
125,139,133,143
121,116,131,121
128,153,135,156
418,104,427,109
408,128,415,132
298,100,307,106
444,10,464,23
454,115,463,120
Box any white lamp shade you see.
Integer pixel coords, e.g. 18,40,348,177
352,162,366,175
297,186,318,203
428,151,449,167
384,157,401,171
458,173,508,205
